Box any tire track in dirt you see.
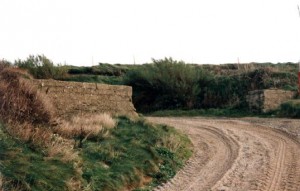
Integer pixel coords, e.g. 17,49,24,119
147,117,300,191
266,138,286,191
149,118,239,191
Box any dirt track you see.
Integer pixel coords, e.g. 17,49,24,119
147,117,300,191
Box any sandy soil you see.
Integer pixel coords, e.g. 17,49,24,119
147,117,300,191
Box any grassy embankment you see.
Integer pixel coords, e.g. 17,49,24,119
0,63,192,191
0,118,192,191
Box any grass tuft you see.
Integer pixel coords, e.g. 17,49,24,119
55,113,116,141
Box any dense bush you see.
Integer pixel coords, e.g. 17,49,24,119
15,55,68,79
279,101,300,118
125,58,211,112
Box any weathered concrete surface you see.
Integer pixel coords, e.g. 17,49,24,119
246,89,296,112
32,79,137,118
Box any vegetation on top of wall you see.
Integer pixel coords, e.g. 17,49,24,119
68,63,130,76
15,55,68,79
59,74,125,85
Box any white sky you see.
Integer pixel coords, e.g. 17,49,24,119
1,0,300,66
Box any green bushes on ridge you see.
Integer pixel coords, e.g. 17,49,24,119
125,57,211,112
125,59,297,112
15,55,68,79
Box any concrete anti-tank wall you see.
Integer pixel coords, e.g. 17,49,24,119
32,80,137,118
246,89,296,112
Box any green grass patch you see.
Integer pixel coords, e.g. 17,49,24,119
59,74,125,85
147,108,268,118
81,117,192,190
0,123,75,191
0,117,192,190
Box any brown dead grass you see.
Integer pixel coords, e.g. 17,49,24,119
0,67,55,126
55,113,116,140
0,65,79,161
65,177,83,191
47,137,79,162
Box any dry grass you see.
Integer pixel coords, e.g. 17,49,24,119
156,133,181,152
0,65,79,163
4,122,54,149
0,67,55,125
65,177,83,191
47,136,79,162
55,113,116,140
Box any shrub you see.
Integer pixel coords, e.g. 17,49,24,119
279,100,300,118
125,57,211,112
15,55,68,79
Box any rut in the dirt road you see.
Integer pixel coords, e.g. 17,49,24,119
147,117,300,191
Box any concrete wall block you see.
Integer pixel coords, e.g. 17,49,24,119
31,79,137,118
247,89,296,113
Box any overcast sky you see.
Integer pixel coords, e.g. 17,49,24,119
1,0,300,66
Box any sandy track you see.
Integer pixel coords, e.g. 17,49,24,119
147,117,300,191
